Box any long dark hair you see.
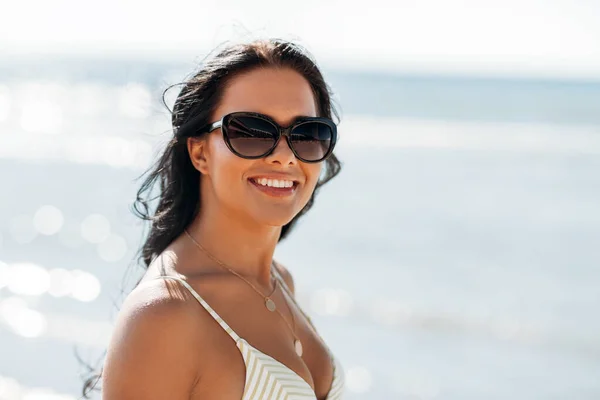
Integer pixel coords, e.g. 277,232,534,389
81,38,341,397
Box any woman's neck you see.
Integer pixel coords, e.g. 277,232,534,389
185,204,281,287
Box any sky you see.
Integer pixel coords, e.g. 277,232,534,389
1,0,599,79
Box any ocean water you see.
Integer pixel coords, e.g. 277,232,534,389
0,56,599,399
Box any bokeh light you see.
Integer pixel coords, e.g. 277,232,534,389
0,297,47,338
7,262,51,297
80,214,111,244
19,100,63,134
69,269,101,302
17,83,66,135
47,268,75,298
0,262,101,302
33,205,64,236
22,389,76,400
0,376,23,399
0,375,76,400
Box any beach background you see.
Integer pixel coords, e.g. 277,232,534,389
1,1,600,399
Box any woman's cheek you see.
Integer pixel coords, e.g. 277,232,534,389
307,164,322,190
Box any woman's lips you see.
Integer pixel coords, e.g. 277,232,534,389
248,178,298,198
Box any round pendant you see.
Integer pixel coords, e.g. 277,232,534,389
265,298,276,312
294,339,303,357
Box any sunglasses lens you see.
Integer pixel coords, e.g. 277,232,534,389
290,122,334,161
225,116,277,157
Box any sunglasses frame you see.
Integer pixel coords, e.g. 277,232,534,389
203,111,337,163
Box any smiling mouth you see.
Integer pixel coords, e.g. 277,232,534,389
249,177,298,188
248,178,299,197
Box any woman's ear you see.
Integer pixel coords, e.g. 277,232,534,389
187,137,210,175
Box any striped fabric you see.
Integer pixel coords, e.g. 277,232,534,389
157,275,345,399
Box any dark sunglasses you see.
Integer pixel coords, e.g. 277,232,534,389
200,112,337,163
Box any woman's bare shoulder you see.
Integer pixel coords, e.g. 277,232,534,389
101,278,211,399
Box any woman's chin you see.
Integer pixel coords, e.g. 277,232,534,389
252,210,298,229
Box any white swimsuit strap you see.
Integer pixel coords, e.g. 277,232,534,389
155,275,240,342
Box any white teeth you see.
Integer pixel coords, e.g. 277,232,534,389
254,178,294,188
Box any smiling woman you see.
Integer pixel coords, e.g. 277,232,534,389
83,39,344,400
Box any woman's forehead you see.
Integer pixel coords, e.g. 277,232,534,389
213,67,318,126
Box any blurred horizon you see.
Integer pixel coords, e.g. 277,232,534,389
4,51,600,85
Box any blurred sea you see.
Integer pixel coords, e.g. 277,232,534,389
0,55,599,399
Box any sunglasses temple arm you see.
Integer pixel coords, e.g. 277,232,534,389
208,121,222,133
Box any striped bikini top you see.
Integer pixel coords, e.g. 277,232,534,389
156,275,345,400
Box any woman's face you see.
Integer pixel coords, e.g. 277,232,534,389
188,67,323,228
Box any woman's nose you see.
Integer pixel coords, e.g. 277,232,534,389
265,136,297,165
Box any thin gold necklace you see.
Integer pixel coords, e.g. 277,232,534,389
184,229,303,357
